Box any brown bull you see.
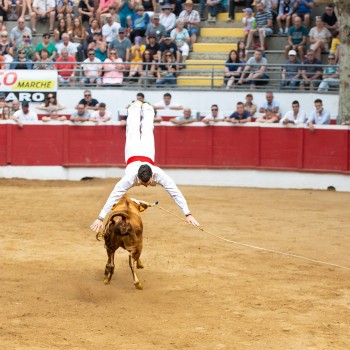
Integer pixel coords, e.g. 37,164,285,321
98,195,149,289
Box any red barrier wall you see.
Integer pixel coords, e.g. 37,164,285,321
1,123,350,174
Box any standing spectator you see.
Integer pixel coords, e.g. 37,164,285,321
309,17,331,60
102,13,121,46
54,18,69,43
280,49,302,90
89,102,112,123
207,0,226,23
321,3,339,34
81,48,102,86
103,49,124,85
11,101,38,128
69,17,89,61
54,48,77,85
78,0,95,27
169,107,196,125
130,5,150,43
202,104,224,124
242,8,255,46
34,48,54,69
293,0,313,28
10,17,31,49
118,0,135,29
57,0,74,30
306,98,330,129
170,20,190,66
146,14,166,44
318,54,339,92
156,50,177,87
35,32,56,61
280,100,306,125
139,50,156,86
277,0,295,35
225,101,252,124
109,27,132,63
56,33,78,58
238,49,269,88
259,91,280,114
178,0,200,51
10,48,33,69
244,93,257,117
224,49,243,89
79,90,99,110
153,92,183,110
256,109,281,123
285,16,308,59
30,0,56,35
71,103,91,122
300,49,322,90
145,33,161,63
160,3,176,34
247,2,273,50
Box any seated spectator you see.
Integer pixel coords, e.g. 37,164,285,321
87,19,102,45
0,106,11,120
10,101,38,128
109,27,132,65
202,104,224,124
285,16,308,59
293,0,314,28
0,31,14,58
34,48,55,70
88,32,107,62
69,17,89,62
54,48,77,85
321,3,339,35
225,101,252,124
169,107,196,125
145,14,166,44
318,54,339,92
300,49,322,90
224,49,243,90
42,110,67,122
178,0,200,51
141,0,156,17
17,32,35,60
237,40,248,63
10,48,33,69
89,102,112,123
36,94,66,112
261,0,279,20
81,49,103,86
170,20,190,65
130,5,150,43
71,103,91,122
280,100,306,125
238,49,269,88
35,33,57,61
153,92,183,110
30,0,56,35
259,91,280,114
169,0,183,17
242,8,255,46
244,93,257,117
56,33,78,59
97,0,115,25
54,19,69,43
78,0,95,27
79,90,99,110
306,98,330,129
255,109,280,123
118,0,135,29
280,49,302,90
0,1,8,21
103,50,124,86
309,17,332,60
246,2,273,50
277,0,294,35
145,33,161,63
129,36,146,82
57,0,74,29
160,3,176,34
10,17,32,50
139,49,156,86
102,13,121,46
156,51,177,86
159,35,180,65
207,0,226,23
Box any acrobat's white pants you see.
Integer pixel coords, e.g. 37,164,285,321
124,101,155,163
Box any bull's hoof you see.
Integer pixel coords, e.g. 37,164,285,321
134,281,143,290
104,278,111,285
137,259,144,269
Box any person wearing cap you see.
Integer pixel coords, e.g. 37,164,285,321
34,32,57,61
145,13,166,44
207,0,226,23
30,0,56,35
242,8,255,50
160,3,176,34
57,0,74,29
145,33,161,62
280,49,302,90
130,5,150,43
159,34,180,66
109,27,132,63
178,0,200,50
285,16,308,59
102,13,121,45
11,101,38,128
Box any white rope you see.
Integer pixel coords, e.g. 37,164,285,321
155,205,350,272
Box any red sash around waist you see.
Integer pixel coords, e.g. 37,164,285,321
126,156,154,166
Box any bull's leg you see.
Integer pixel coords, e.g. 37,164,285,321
136,259,144,269
104,250,115,285
129,255,143,290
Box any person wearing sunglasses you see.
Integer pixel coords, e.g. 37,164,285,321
202,104,224,124
81,49,103,86
34,32,57,61
318,54,339,92
36,93,66,112
78,89,99,111
10,48,33,69
0,31,13,58
156,50,177,86
17,32,34,60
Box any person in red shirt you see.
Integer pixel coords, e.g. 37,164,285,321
54,47,77,85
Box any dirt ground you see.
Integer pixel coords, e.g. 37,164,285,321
1,178,350,350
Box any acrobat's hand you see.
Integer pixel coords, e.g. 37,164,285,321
90,218,104,233
186,214,200,227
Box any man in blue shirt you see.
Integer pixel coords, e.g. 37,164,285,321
306,98,331,129
226,102,252,124
293,0,313,28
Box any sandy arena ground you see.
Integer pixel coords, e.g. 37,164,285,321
1,178,350,350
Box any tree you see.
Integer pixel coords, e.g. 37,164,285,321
334,1,350,123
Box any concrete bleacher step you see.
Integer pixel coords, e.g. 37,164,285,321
213,12,244,22
190,52,228,60
200,21,243,29
177,76,224,87
197,36,239,43
193,42,237,53
186,59,225,70
200,28,244,37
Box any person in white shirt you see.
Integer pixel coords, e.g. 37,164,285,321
202,104,225,124
259,91,280,114
102,14,121,45
30,0,56,35
56,33,78,58
11,101,38,128
153,92,183,110
160,3,176,33
89,103,112,123
280,100,306,125
81,49,102,86
90,101,200,233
